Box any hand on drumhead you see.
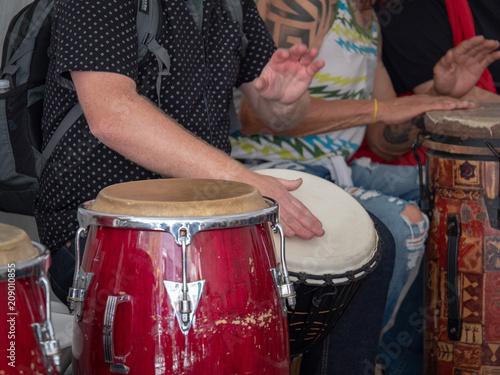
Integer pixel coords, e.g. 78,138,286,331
433,35,500,98
245,173,325,239
377,94,475,125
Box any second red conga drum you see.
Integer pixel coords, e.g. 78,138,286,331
69,178,291,374
0,223,61,374
422,104,500,374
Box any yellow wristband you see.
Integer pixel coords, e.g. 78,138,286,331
373,99,378,123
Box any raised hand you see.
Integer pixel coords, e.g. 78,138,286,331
254,44,325,104
433,35,500,98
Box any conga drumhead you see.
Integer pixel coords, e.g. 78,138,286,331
256,169,378,282
424,103,500,151
0,223,39,265
89,178,269,217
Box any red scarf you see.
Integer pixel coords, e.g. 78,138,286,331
445,0,496,93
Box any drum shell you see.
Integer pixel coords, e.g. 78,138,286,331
0,248,59,375
423,148,500,374
72,221,289,374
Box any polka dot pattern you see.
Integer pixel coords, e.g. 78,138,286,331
34,0,276,250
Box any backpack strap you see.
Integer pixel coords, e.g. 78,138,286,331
41,102,83,163
1,38,36,78
222,0,248,57
137,0,171,103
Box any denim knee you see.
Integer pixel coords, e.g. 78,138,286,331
343,187,429,328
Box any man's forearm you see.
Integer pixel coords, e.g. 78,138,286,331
255,92,311,131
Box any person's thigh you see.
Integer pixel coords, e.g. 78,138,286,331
350,158,422,202
343,186,427,330
299,212,395,375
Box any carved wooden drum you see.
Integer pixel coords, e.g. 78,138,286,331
0,223,61,374
422,104,500,374
69,179,292,375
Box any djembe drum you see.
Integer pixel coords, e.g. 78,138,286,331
0,223,61,374
257,169,381,357
422,104,500,374
68,179,293,374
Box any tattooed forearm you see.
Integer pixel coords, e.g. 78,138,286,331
382,115,424,144
263,0,337,48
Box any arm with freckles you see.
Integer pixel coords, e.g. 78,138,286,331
71,70,324,239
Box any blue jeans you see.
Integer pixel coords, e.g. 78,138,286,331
300,212,395,375
376,263,424,375
350,159,426,375
349,158,422,203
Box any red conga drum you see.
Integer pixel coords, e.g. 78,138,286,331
69,179,292,374
0,223,61,374
422,104,500,374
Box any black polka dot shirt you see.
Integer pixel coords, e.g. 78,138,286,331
34,0,276,251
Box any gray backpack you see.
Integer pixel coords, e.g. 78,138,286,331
0,0,246,215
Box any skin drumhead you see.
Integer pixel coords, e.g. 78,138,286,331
0,223,39,266
256,169,378,277
89,178,269,217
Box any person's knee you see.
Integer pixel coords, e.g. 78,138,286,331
401,203,425,224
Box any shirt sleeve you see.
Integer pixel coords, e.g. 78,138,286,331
235,0,277,86
52,0,139,90
375,0,453,95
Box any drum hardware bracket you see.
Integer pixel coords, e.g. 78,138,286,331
271,223,297,310
164,228,206,335
413,135,433,217
103,294,132,374
68,227,93,319
270,268,288,316
164,280,206,334
32,276,62,374
446,214,462,341
67,267,94,321
485,141,500,160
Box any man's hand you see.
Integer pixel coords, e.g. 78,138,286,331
254,44,325,104
243,172,325,239
433,35,500,98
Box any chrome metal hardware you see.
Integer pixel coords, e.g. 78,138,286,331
68,228,94,320
270,268,287,316
32,276,61,374
272,222,296,310
164,228,205,335
67,267,94,321
103,295,131,374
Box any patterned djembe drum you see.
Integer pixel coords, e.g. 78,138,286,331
422,104,500,374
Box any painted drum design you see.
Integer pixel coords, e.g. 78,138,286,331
422,104,500,374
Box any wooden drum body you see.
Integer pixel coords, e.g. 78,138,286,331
422,104,500,374
0,223,61,374
69,179,291,375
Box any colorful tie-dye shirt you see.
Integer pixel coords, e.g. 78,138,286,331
230,0,378,165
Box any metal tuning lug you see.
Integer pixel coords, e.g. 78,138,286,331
272,222,296,310
67,267,94,321
68,227,94,320
32,276,62,374
164,228,205,335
